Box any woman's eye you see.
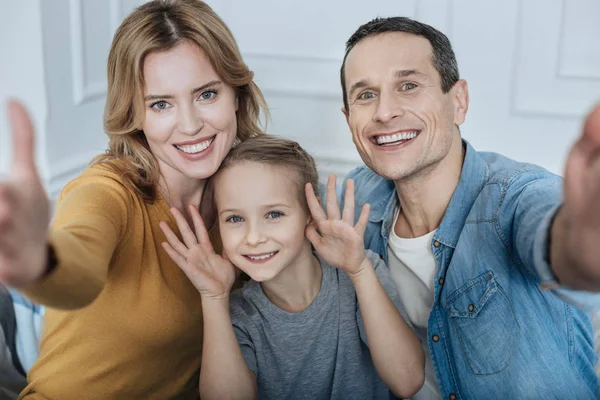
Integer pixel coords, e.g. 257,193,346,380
199,90,217,100
150,101,171,111
266,211,282,219
226,215,243,223
401,82,418,91
358,91,375,100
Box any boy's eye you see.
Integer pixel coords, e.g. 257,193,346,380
226,215,243,223
266,211,283,219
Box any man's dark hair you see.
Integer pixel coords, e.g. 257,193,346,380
340,17,460,112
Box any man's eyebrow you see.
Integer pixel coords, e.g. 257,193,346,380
395,69,426,79
144,80,223,101
348,79,371,100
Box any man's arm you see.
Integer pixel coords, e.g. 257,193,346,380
500,172,600,311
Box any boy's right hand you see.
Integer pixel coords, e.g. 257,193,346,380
160,204,235,300
0,101,50,288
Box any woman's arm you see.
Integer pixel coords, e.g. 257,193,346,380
1,102,124,309
20,176,129,309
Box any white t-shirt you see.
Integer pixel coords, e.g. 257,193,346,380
387,208,441,400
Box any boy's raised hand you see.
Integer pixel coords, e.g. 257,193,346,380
160,204,235,300
305,175,370,277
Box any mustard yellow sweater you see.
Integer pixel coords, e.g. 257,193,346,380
19,162,207,399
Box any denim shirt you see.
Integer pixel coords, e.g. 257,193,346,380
344,141,599,399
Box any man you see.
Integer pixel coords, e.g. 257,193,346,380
340,17,600,399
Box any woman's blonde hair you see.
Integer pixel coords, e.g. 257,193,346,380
93,0,268,201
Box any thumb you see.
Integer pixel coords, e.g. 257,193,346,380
582,103,600,149
7,100,38,179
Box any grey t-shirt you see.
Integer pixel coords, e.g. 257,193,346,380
229,250,407,400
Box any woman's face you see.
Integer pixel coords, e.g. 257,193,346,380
141,40,238,186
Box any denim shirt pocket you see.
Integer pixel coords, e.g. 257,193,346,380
445,271,520,375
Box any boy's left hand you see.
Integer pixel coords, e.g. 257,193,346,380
305,175,370,277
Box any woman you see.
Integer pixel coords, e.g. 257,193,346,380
0,0,267,398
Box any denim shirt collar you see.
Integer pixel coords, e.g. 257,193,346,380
374,140,488,249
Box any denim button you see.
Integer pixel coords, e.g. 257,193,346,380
439,277,444,285
432,334,440,342
468,304,474,312
449,394,456,400
434,241,441,247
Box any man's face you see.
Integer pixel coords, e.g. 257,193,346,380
343,32,467,181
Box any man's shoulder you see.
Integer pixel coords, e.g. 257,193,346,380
346,165,395,204
476,150,561,189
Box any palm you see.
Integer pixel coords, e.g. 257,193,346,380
160,205,235,299
183,246,235,297
0,101,49,287
305,175,370,275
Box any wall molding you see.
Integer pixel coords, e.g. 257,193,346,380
555,0,600,81
69,0,115,105
47,152,362,200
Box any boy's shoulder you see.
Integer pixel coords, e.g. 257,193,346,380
229,281,262,322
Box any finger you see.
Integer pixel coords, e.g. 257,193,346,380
189,204,214,254
161,242,188,271
341,179,355,224
355,203,371,236
305,183,327,222
582,103,600,149
305,224,324,253
170,207,198,248
325,175,341,220
159,221,189,256
7,101,37,179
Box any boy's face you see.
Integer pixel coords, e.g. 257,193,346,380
214,161,312,282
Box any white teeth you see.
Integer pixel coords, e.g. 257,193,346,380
375,131,418,145
176,137,214,154
247,252,276,261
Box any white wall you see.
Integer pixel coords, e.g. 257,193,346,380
212,0,600,178
1,0,599,197
0,0,47,182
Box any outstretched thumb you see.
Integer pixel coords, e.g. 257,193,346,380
582,103,600,149
7,100,38,179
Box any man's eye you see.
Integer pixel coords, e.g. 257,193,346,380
358,91,375,100
401,83,418,91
